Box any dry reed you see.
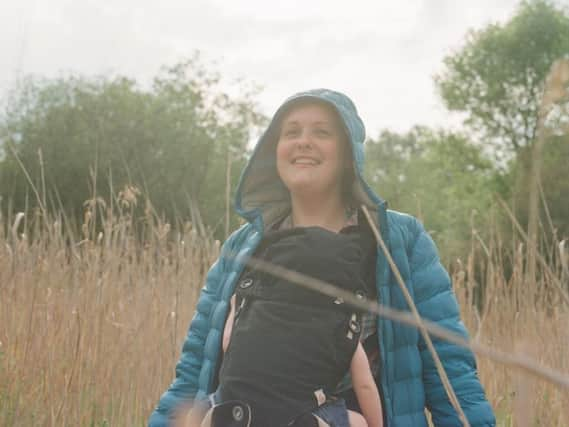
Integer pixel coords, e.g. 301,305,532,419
1,193,567,426
0,193,219,426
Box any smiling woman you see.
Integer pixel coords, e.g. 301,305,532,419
149,89,495,427
276,100,353,233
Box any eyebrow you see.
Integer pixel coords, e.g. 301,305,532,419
281,120,333,126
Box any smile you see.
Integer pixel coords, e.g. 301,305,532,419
292,157,320,165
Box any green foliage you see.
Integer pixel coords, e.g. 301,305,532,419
510,135,569,239
435,0,569,159
435,0,569,243
365,127,499,257
0,55,265,237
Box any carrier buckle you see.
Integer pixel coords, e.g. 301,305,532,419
200,400,251,427
347,313,360,339
239,278,253,289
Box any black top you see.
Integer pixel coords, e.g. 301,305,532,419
217,224,376,426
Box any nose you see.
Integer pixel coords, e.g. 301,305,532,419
296,130,312,150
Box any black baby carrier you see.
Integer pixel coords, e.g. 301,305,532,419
208,225,376,427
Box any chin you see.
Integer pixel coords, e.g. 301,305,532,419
289,183,328,197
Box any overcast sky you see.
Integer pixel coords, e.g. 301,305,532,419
1,0,522,137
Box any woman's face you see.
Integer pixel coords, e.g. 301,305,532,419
276,102,347,201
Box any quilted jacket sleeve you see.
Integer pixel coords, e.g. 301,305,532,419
410,219,495,427
148,238,233,427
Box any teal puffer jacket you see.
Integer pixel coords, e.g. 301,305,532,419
149,89,495,427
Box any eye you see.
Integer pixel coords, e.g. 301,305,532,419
314,128,331,137
282,128,300,138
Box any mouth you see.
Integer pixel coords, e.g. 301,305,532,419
291,157,320,166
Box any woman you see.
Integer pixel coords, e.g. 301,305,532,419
149,89,496,427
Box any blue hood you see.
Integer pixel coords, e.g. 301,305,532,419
234,88,384,229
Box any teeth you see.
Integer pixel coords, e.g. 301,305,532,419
293,158,318,165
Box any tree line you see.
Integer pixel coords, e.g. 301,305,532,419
1,0,568,259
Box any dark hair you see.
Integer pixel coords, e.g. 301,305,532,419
340,142,356,208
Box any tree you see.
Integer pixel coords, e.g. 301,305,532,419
364,126,426,211
365,127,498,258
435,0,569,160
0,55,264,236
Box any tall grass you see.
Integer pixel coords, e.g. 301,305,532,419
451,231,569,426
0,192,219,426
1,192,567,426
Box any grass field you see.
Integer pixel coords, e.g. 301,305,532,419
1,203,568,426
